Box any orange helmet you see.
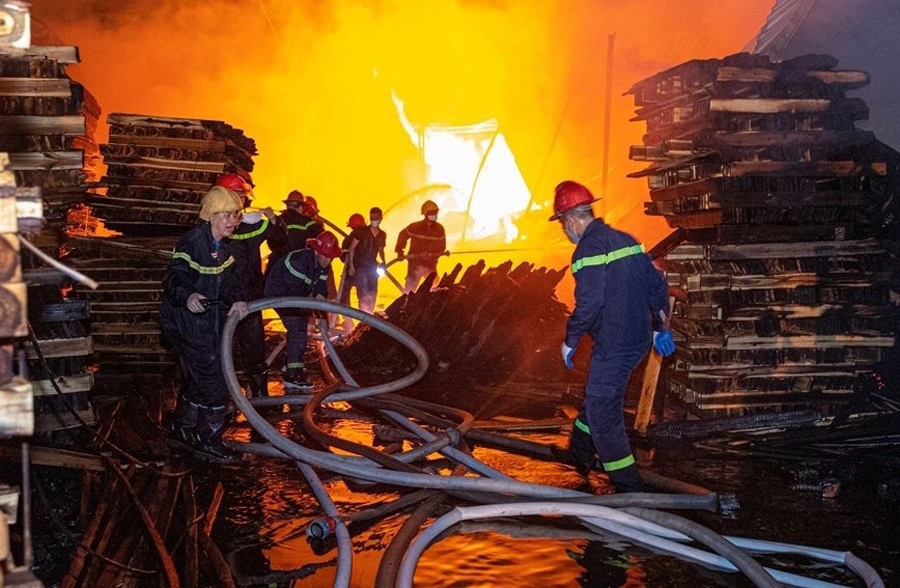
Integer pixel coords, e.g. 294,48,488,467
284,190,305,204
421,199,439,215
549,181,599,221
308,231,341,258
347,213,366,229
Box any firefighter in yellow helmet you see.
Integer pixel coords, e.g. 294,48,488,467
160,186,249,464
394,199,447,293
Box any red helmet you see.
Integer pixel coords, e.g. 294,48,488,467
347,213,366,229
549,180,599,221
308,231,341,258
216,173,249,192
301,202,318,218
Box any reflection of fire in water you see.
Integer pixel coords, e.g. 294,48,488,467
392,92,532,250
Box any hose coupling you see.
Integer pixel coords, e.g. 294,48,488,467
307,516,338,540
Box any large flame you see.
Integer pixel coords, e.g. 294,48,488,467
31,0,775,309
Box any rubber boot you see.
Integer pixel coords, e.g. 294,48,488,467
568,422,597,477
283,368,314,391
248,369,269,399
195,404,240,465
606,464,644,494
168,396,199,451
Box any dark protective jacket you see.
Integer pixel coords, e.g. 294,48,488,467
230,216,279,298
268,209,323,263
395,219,445,264
565,218,669,356
159,223,249,342
264,247,330,300
350,225,387,269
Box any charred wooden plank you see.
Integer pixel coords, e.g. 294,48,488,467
0,77,72,97
0,115,85,135
24,336,91,360
107,133,227,152
0,46,80,64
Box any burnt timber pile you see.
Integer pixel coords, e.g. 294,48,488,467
627,52,899,414
67,113,257,390
0,45,100,234
340,261,572,419
0,44,102,434
88,113,256,236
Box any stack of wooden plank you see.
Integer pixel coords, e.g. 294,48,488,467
88,113,256,236
69,112,257,389
0,151,35,439
627,52,899,413
0,45,100,231
66,237,175,391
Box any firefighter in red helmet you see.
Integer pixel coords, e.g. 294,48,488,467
347,206,387,314
394,199,447,293
215,173,280,404
264,231,340,389
551,180,675,493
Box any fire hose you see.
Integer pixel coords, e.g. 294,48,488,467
222,298,884,588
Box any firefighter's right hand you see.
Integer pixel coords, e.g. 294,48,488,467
187,292,207,313
348,265,356,277
653,330,676,357
561,343,575,370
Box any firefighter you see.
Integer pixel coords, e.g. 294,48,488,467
268,190,324,264
215,173,279,403
160,186,249,464
336,213,366,332
264,231,341,390
552,180,675,493
338,213,366,303
347,206,387,314
394,199,447,293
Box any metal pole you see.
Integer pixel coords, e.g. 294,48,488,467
21,441,33,569
600,33,616,217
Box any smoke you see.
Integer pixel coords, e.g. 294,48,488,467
30,0,774,285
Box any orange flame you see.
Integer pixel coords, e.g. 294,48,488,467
32,1,775,307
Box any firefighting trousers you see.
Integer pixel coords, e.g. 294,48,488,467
403,262,437,294
582,347,646,476
236,311,267,376
280,313,309,372
166,328,229,407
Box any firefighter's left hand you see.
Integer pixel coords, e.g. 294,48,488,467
561,342,575,370
653,330,676,357
228,301,249,320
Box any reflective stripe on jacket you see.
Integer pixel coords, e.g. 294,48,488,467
565,218,669,355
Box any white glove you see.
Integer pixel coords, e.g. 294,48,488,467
242,210,263,224
561,343,575,370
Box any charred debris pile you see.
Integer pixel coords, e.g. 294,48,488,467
339,260,573,419
627,52,899,421
66,113,257,392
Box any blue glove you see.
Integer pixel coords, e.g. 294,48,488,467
653,330,676,357
561,343,575,370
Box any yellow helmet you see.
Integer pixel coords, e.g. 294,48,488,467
199,186,242,221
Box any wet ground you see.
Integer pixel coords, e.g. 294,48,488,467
209,401,900,588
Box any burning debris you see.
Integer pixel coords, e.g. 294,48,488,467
339,260,571,419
